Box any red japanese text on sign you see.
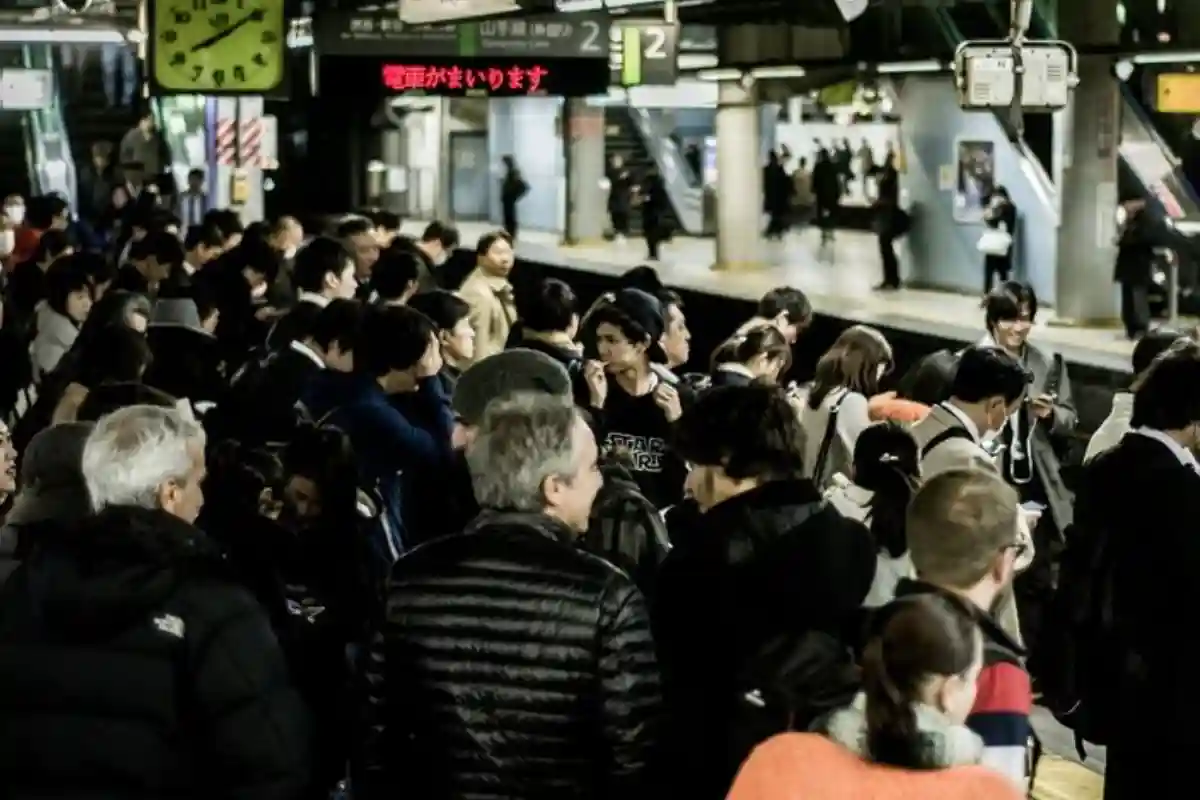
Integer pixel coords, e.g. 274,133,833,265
381,63,552,94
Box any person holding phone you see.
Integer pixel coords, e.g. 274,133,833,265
980,281,1076,659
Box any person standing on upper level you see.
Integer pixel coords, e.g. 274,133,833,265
119,112,164,187
499,154,528,241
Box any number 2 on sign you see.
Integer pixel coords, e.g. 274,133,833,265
644,27,667,58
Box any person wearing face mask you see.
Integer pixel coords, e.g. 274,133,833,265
909,345,1035,645
0,214,16,269
979,282,1076,656
388,220,459,292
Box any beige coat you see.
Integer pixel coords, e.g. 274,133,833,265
457,268,517,367
910,403,1035,646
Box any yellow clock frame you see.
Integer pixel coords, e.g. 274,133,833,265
149,0,288,94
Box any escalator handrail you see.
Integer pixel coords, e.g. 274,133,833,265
1116,81,1200,212
22,44,78,211
931,6,1059,218
151,97,187,176
17,46,44,197
623,105,704,234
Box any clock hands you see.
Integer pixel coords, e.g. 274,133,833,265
190,7,265,52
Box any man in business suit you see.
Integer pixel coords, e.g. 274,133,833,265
1074,339,1200,799
177,168,208,230
910,344,1036,643
456,230,517,367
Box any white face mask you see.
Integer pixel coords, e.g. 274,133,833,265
0,230,13,257
282,245,298,260
250,281,268,299
4,205,24,225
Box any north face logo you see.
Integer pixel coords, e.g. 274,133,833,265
153,613,185,639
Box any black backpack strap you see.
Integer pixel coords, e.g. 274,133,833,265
921,426,974,460
812,392,848,485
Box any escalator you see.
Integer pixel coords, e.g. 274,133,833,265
604,105,704,235
53,43,147,190
0,47,34,201
604,106,680,236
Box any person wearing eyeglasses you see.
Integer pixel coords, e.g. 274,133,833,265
893,469,1034,793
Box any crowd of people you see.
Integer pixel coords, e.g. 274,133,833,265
0,184,1189,800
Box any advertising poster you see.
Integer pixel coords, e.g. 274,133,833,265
954,138,996,222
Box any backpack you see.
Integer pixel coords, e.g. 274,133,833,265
1034,518,1129,758
728,629,860,774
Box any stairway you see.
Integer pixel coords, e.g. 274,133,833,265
0,47,33,201
604,105,683,237
55,45,145,178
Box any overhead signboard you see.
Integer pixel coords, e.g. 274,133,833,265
398,0,555,25
1156,72,1200,113
0,68,52,111
609,19,679,87
377,58,609,96
315,11,610,60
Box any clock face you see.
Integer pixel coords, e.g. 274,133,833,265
151,0,285,93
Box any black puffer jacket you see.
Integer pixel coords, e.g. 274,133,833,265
357,510,664,800
0,505,312,800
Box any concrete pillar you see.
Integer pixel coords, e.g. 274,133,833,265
561,98,607,246
212,96,264,224
1054,0,1120,323
435,99,452,222
713,79,763,271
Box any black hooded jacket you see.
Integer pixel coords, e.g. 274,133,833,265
652,479,877,799
0,505,312,800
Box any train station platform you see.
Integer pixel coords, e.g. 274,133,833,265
414,222,1135,433
410,222,1137,377
411,220,1108,797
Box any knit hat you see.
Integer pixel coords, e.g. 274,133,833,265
8,422,95,526
452,348,573,426
609,288,665,344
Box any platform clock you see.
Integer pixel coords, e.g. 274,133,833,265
150,0,287,94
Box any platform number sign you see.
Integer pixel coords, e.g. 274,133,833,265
609,20,679,87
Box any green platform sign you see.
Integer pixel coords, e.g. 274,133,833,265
609,20,680,87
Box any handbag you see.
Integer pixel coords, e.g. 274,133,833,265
977,226,1013,257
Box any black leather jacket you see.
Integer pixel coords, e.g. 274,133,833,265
357,510,664,800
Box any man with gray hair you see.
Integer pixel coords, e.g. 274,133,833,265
0,405,312,798
358,392,663,798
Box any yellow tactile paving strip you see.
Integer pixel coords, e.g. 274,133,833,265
1032,754,1104,800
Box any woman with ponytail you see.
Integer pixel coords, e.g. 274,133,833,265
708,322,793,388
825,421,921,606
728,594,1017,800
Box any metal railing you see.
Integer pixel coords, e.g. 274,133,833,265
624,105,703,234
21,44,76,210
1117,83,1200,221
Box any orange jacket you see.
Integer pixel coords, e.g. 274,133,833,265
868,391,931,425
727,734,1022,800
